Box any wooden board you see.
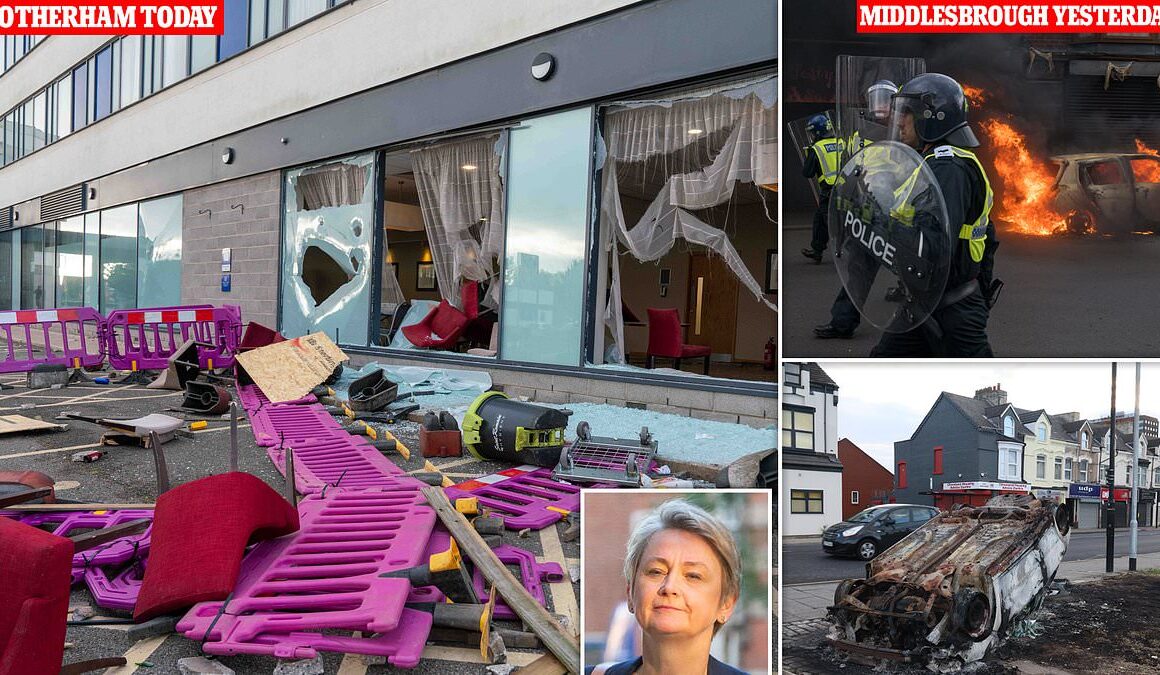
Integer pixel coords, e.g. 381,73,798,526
421,486,581,675
0,415,65,435
235,332,348,403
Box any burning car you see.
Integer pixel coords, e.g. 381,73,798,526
1051,152,1160,235
827,494,1070,668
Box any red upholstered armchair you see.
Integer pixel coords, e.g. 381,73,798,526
0,489,149,675
402,300,470,350
133,472,300,622
646,308,711,375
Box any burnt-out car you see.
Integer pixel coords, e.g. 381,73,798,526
1052,153,1160,234
827,494,1070,669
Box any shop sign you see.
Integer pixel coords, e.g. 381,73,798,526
942,481,1031,493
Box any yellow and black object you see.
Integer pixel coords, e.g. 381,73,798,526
381,538,478,604
461,391,570,467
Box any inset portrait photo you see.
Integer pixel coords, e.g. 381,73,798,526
582,490,772,674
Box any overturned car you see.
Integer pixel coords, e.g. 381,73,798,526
827,494,1070,668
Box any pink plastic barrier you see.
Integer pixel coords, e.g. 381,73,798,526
444,466,580,530
177,486,435,665
268,433,409,494
104,304,242,371
0,307,105,374
3,509,154,569
235,383,316,416
247,402,342,448
85,563,145,612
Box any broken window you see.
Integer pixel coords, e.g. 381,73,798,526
376,131,506,354
280,152,375,344
1130,157,1160,184
1085,160,1126,186
593,75,776,382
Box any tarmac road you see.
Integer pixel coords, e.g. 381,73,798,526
784,528,1160,584
782,214,1160,358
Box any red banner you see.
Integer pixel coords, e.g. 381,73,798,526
858,0,1160,33
0,1,223,35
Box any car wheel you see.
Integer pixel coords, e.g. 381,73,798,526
857,539,878,561
951,588,993,640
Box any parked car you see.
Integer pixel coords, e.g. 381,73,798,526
821,503,940,560
1052,153,1160,234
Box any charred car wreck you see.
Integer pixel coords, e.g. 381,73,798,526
827,494,1071,669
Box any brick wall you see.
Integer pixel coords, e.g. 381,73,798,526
180,172,281,328
348,353,776,430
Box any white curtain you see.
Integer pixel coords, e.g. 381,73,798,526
599,78,778,362
294,162,369,211
411,134,505,309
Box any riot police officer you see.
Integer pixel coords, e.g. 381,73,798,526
815,80,898,339
800,114,842,263
869,73,999,357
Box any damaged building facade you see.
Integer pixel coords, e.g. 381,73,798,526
0,0,777,427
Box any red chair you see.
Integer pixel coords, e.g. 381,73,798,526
646,308,711,375
0,489,149,675
133,472,300,622
402,300,470,350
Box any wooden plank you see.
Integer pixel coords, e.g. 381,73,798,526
2,503,156,512
0,487,53,508
518,654,568,675
421,486,580,675
0,414,65,434
235,332,347,403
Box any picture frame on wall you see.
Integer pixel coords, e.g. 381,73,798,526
416,262,437,291
765,249,776,293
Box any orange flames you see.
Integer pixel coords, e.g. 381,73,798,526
977,117,1068,236
1134,139,1160,183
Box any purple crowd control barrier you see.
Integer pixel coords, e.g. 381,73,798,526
473,544,565,620
248,403,342,448
85,563,145,612
235,383,316,416
4,509,154,569
0,307,105,373
105,304,242,371
267,433,410,494
444,466,580,530
177,486,436,664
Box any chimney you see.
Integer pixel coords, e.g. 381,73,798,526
1058,412,1081,423
974,383,1007,407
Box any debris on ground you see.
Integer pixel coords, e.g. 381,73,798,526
829,495,1070,670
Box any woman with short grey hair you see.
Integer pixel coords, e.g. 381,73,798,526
587,499,745,675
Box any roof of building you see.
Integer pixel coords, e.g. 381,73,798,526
801,362,838,389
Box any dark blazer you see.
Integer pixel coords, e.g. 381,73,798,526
585,655,746,674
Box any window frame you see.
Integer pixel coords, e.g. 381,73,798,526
790,489,824,515
781,406,815,452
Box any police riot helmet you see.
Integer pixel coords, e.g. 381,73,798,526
806,113,834,142
865,80,898,122
889,73,979,148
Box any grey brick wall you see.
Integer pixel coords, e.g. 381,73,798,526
180,172,281,328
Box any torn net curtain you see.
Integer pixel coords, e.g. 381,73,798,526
599,78,778,362
411,134,505,310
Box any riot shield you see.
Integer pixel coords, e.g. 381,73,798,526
834,55,926,162
787,112,834,205
828,141,952,332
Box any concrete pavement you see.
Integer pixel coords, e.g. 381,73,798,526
782,550,1160,623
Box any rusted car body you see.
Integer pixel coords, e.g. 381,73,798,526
827,494,1070,668
1052,153,1160,234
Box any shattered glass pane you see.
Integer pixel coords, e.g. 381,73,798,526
280,152,375,345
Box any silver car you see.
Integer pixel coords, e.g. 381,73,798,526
1052,152,1160,234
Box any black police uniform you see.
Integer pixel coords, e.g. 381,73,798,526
870,149,997,357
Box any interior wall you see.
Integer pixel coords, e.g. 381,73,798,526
385,231,442,303
613,194,776,362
